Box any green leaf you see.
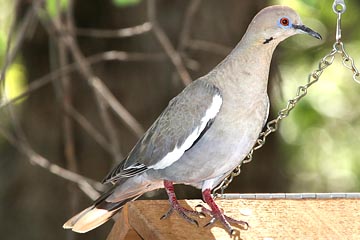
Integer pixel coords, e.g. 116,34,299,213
3,63,28,104
46,0,69,18
112,0,141,7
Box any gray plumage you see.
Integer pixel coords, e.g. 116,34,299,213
104,79,222,182
63,5,321,233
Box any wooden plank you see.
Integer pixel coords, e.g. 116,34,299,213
109,198,360,240
107,204,142,240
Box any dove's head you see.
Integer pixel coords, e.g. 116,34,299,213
244,5,321,46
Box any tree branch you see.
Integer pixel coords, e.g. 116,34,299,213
64,104,111,154
187,39,232,56
177,0,202,52
34,5,145,139
0,51,164,110
76,22,152,38
0,124,104,200
147,0,192,86
0,0,35,85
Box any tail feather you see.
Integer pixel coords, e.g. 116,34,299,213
71,207,118,233
63,206,93,229
63,175,161,233
63,194,139,233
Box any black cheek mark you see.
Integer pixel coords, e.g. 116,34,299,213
263,37,274,44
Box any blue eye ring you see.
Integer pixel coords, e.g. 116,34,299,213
278,17,292,28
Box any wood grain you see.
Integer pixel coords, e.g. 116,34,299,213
108,199,360,240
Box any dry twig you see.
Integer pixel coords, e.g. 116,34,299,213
0,0,232,205
0,1,35,85
76,22,152,38
34,5,145,139
64,104,111,153
52,5,124,163
147,0,192,86
0,124,104,200
0,51,164,109
177,0,202,53
187,39,232,56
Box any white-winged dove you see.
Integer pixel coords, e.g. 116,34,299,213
63,5,321,235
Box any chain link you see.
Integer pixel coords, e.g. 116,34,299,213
336,42,360,84
213,1,360,198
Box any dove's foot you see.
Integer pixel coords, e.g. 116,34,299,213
161,180,204,226
199,189,249,235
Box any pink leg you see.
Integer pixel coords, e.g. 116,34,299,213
201,189,249,235
161,180,203,226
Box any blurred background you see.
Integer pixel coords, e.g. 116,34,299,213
0,0,359,239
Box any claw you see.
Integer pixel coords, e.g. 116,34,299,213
204,217,216,228
195,204,203,211
162,181,249,234
160,207,173,220
201,188,249,235
242,222,249,230
224,215,249,230
160,202,200,226
162,180,201,227
194,204,207,218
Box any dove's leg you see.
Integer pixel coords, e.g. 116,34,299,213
161,180,203,226
200,189,249,235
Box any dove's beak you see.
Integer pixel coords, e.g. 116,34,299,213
293,24,322,40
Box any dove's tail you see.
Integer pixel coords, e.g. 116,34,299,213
62,175,156,233
62,185,140,233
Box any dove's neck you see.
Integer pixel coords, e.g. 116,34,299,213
209,37,280,98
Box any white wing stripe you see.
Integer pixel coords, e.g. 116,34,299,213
151,94,222,170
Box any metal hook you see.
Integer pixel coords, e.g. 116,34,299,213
333,0,346,14
336,12,342,42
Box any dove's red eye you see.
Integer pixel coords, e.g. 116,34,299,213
280,17,290,26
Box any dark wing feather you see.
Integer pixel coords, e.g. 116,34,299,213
103,79,222,184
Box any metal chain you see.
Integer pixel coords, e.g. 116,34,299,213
213,0,360,198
